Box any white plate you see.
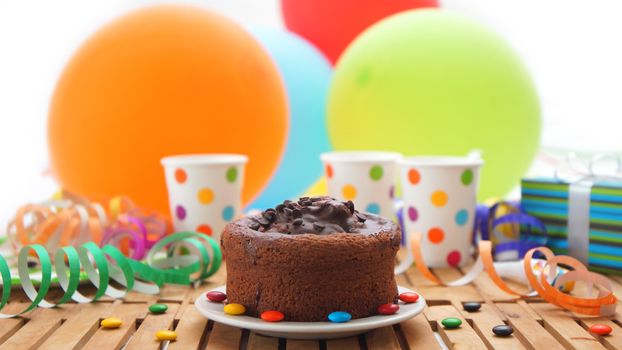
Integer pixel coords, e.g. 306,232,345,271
194,285,426,339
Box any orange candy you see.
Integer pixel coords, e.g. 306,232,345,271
590,324,612,336
260,310,285,322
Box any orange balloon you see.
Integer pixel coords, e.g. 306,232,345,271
48,5,288,216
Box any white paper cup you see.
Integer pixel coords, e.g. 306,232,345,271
398,155,483,268
320,151,401,218
161,154,247,241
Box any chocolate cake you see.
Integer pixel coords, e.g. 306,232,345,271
221,196,400,321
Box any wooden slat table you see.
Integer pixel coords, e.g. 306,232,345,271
1,260,621,350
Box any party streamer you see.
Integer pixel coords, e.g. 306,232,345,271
412,235,616,316
0,231,221,319
411,203,617,316
6,192,168,261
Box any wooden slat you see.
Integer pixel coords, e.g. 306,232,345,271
0,319,23,346
399,315,442,350
204,322,243,349
426,304,487,350
395,273,414,291
470,270,521,303
515,300,543,322
124,302,180,350
463,303,525,349
168,304,209,350
81,302,147,350
159,284,191,303
38,301,115,350
496,302,564,350
123,290,157,303
286,339,320,349
6,261,622,350
246,333,279,350
205,267,227,287
528,302,607,350
406,266,439,290
0,304,25,345
413,267,483,303
0,304,69,350
456,260,529,303
189,285,210,304
577,317,622,350
325,336,360,350
365,326,401,350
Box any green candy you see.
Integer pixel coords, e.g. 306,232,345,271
441,317,462,329
149,303,168,314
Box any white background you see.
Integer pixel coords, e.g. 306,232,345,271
1,0,621,226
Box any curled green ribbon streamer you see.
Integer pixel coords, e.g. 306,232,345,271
0,231,221,318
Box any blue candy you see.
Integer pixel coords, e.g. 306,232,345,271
328,311,352,323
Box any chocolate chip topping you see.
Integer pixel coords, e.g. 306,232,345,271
246,196,387,235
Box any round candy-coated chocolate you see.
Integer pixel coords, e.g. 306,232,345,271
101,317,123,329
441,317,462,329
399,292,420,303
377,303,399,315
492,325,514,337
261,310,285,322
590,324,613,336
463,302,482,312
224,303,246,315
149,303,168,314
328,311,352,323
207,291,227,302
155,330,177,341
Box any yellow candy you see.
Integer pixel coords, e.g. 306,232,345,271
101,317,123,329
155,330,177,341
224,303,246,315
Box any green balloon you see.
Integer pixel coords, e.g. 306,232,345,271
328,10,540,199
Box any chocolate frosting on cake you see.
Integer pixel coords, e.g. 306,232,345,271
221,196,400,322
246,196,386,235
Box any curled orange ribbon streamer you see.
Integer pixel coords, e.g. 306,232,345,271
411,232,617,316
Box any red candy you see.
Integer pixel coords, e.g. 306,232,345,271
590,324,613,336
206,291,227,302
377,303,400,315
399,292,420,303
260,310,285,322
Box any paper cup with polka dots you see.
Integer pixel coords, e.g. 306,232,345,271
398,156,483,268
320,151,401,218
161,154,247,240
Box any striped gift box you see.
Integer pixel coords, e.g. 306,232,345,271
521,177,622,275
